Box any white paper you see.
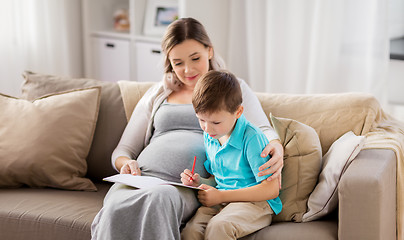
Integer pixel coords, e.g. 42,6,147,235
103,174,202,190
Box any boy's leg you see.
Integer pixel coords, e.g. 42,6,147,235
205,201,273,240
181,205,220,240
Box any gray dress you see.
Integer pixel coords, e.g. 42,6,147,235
91,102,209,240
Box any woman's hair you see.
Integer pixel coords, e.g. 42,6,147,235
161,17,224,90
192,70,242,114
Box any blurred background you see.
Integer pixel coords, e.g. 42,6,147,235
0,0,403,119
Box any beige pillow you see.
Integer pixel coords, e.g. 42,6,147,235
270,114,322,222
21,71,127,180
302,131,365,222
0,87,101,191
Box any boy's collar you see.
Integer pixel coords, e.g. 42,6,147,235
224,114,247,150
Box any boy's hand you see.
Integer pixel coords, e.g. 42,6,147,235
198,184,222,207
180,169,200,187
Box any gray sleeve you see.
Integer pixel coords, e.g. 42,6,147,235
111,84,159,172
238,78,280,142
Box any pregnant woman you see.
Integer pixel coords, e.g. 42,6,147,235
91,17,284,240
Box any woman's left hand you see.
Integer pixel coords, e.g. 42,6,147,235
258,139,284,187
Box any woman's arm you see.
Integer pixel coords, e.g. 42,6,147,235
197,178,280,207
238,78,284,181
258,140,284,181
111,83,164,172
238,78,278,141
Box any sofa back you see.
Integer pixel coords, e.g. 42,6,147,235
118,80,381,156
256,92,381,154
119,80,381,155
21,72,381,181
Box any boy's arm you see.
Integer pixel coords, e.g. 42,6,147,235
198,178,280,207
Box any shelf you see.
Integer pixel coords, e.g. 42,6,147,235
134,35,162,44
91,30,132,40
91,31,163,44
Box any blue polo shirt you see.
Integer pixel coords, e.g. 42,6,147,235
203,114,282,215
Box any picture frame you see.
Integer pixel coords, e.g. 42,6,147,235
143,0,178,37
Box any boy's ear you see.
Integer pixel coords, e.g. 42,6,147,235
236,105,244,118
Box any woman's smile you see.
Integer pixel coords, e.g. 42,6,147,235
186,74,199,81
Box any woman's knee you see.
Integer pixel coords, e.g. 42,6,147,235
144,185,182,205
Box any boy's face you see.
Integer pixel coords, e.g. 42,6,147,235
196,106,243,144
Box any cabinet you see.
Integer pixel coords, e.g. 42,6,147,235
135,41,163,82
82,0,230,82
91,36,130,82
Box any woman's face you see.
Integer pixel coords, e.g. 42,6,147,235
168,39,213,89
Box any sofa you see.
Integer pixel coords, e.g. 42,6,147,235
0,71,400,240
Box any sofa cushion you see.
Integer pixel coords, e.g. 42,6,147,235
21,71,127,181
270,114,322,222
0,182,111,240
240,219,338,240
302,131,365,222
0,87,100,190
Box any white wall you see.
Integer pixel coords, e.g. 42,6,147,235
389,0,404,39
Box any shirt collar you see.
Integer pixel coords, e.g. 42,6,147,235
226,114,247,150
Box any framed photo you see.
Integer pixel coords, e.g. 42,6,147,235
143,0,179,37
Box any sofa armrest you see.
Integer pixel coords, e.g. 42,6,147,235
338,149,396,240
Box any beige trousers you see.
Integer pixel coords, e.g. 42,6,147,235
181,201,273,240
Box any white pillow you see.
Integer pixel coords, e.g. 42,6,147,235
302,131,365,222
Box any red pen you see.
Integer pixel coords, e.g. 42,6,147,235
190,156,196,181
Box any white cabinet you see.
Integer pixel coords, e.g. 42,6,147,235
92,36,130,82
82,0,229,82
135,41,164,82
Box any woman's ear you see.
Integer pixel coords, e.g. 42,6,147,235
236,105,244,118
208,47,213,59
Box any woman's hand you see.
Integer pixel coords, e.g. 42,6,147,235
258,139,284,185
120,159,141,175
198,184,222,207
180,169,200,187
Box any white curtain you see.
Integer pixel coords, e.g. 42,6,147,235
0,0,83,97
227,0,390,104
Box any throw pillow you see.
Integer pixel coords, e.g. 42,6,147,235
0,87,101,191
302,131,365,222
21,71,127,180
270,114,322,222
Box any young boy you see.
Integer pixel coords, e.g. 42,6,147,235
180,70,282,240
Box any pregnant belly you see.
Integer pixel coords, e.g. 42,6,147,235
137,130,209,182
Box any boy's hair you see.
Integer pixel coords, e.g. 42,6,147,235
192,70,242,114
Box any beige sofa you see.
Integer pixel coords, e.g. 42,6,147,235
0,72,399,240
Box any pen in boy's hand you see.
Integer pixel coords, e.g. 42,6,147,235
190,156,196,181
